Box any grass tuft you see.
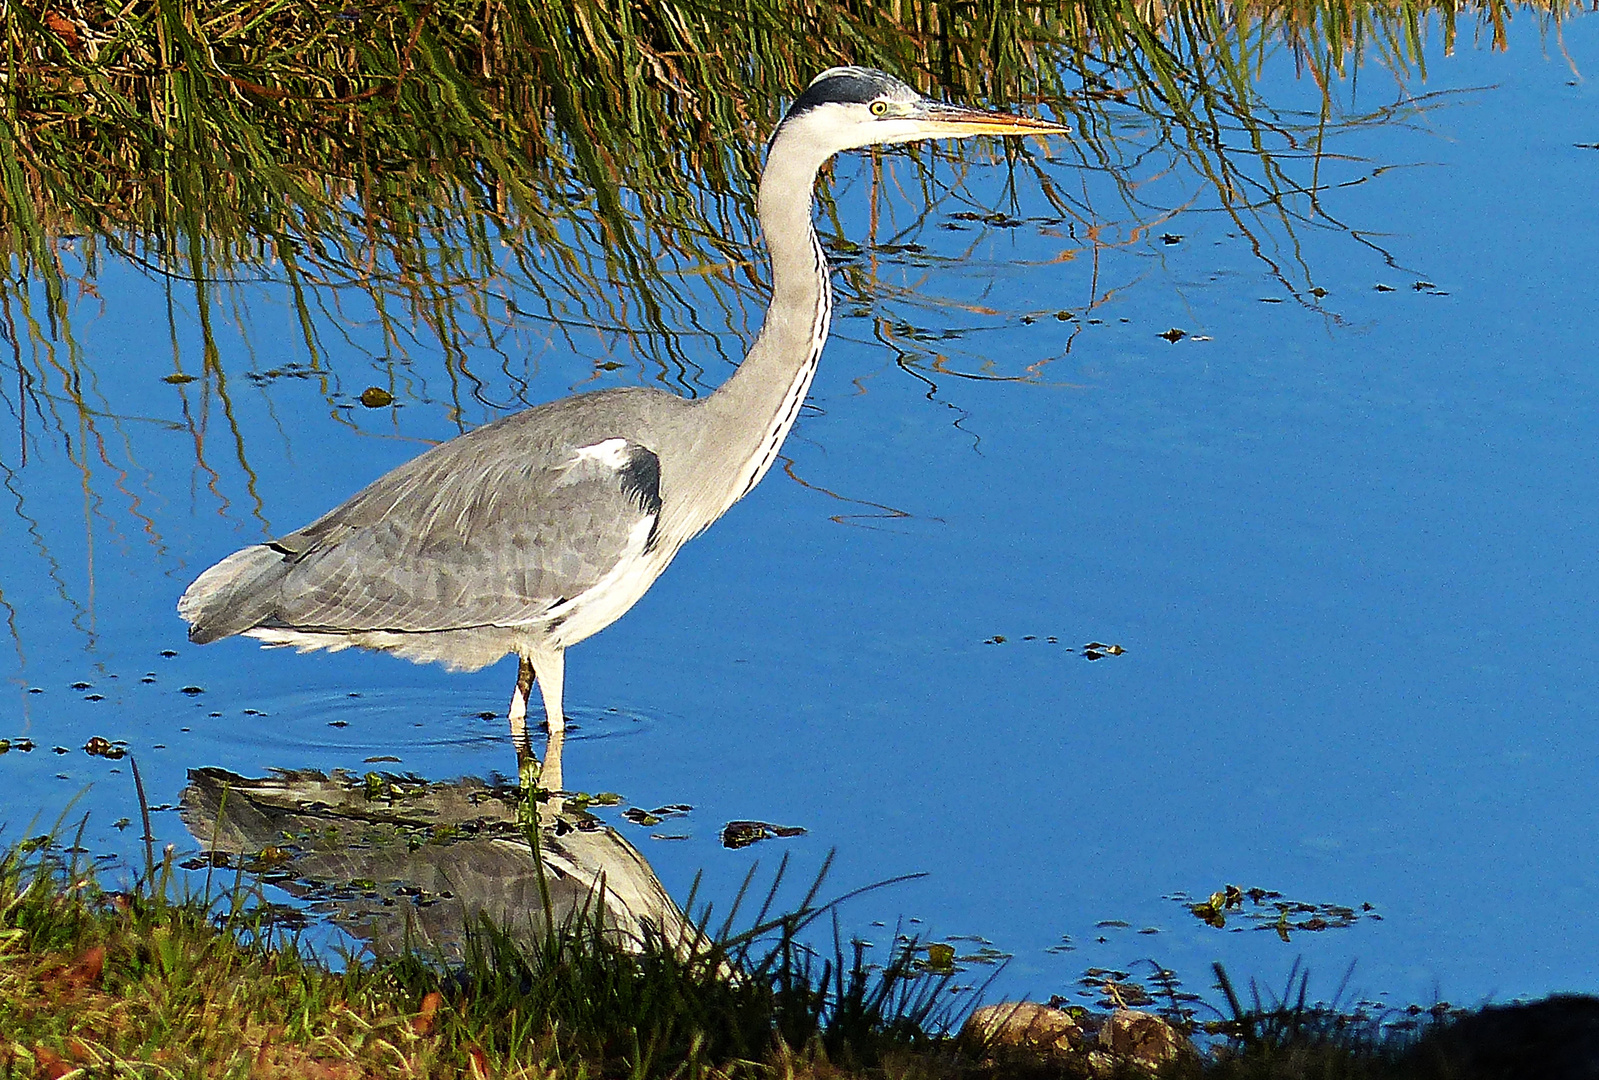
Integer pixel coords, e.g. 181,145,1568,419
0,826,973,1079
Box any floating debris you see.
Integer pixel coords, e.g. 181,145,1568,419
1174,883,1378,941
1079,968,1155,1008
179,851,234,871
1161,233,1183,244
84,737,126,759
721,819,806,849
620,804,691,828
981,635,1121,660
950,210,1026,228
358,386,395,407
246,364,318,387
180,686,205,696
1188,884,1244,927
162,373,197,384
1159,327,1186,343
875,241,926,255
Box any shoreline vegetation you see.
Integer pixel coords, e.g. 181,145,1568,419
5,820,1598,1080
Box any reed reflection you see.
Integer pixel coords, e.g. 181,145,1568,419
0,0,1567,669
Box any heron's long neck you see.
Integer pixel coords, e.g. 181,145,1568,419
690,132,833,522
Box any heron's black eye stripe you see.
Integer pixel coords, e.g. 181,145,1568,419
785,68,904,117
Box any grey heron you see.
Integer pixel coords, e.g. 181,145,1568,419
178,68,1066,773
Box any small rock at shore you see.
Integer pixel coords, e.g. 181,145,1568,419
962,1002,1084,1060
962,1002,1188,1077
1097,1008,1184,1070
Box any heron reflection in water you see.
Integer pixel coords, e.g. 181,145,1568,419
181,766,688,961
179,68,1067,781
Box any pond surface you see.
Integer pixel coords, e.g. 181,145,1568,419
3,12,1597,1012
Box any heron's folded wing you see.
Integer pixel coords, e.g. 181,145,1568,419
266,437,661,633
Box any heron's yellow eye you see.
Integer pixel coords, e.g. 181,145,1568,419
869,100,889,116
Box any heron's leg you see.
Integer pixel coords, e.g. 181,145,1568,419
509,648,565,794
528,649,566,794
530,649,566,737
508,655,535,763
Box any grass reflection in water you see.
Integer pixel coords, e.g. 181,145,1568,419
0,0,1569,635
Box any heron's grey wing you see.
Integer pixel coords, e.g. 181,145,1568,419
266,436,662,632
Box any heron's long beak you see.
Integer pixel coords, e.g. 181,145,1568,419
916,100,1069,139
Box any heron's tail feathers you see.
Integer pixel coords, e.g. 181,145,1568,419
178,545,290,644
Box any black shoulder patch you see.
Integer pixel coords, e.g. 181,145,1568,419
785,67,901,119
617,444,662,518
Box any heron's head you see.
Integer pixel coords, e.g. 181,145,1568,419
774,67,1067,158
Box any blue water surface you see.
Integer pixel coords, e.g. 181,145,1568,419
1,12,1596,1011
